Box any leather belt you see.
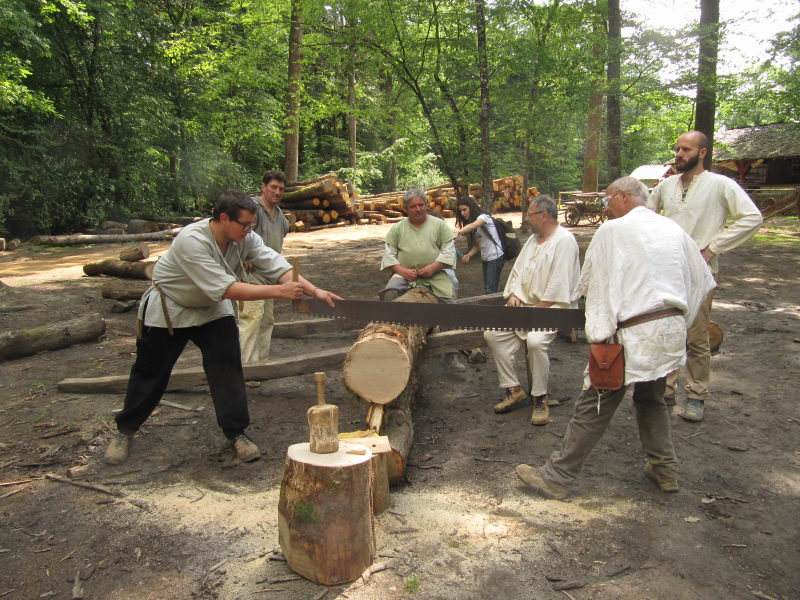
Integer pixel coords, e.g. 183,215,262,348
618,307,682,330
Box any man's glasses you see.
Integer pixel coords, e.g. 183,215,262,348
235,219,256,232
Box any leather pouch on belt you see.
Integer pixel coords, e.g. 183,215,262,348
588,340,625,390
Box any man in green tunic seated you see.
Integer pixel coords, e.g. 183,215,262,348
380,188,464,372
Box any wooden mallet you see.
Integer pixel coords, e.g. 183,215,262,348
307,372,339,454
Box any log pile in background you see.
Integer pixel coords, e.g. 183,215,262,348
279,173,360,232
352,175,538,224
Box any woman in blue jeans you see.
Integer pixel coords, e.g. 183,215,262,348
454,197,506,294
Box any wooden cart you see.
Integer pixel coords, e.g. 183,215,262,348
557,191,608,226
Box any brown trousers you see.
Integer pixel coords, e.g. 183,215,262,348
541,377,676,493
666,289,715,401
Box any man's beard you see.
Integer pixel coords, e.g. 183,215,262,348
676,153,700,173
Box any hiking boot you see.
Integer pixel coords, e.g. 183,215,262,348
443,352,467,373
494,387,528,413
104,433,132,465
515,464,569,500
530,395,550,425
231,434,261,462
644,463,679,493
682,399,704,422
544,395,560,407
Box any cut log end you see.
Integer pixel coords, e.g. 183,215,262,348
344,336,412,404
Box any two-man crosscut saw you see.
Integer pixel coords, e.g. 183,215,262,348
294,298,584,331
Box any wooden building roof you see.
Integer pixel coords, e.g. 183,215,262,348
714,123,800,161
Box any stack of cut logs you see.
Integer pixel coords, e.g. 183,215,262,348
280,173,360,232
354,175,539,224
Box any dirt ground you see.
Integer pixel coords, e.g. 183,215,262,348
0,215,798,600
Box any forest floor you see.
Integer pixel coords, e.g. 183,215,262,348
0,215,798,600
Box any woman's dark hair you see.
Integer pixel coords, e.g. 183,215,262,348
211,189,254,221
455,196,486,228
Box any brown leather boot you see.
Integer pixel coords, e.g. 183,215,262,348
644,462,679,493
493,387,528,413
530,394,550,425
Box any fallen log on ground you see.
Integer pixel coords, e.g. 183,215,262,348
100,280,150,301
0,314,106,361
56,328,487,394
83,259,155,280
32,229,180,246
119,244,150,262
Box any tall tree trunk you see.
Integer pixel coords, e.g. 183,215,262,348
474,0,492,212
582,5,605,194
284,0,303,182
347,28,357,169
606,0,622,181
695,0,719,170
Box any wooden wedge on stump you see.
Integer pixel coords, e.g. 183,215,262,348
307,372,339,453
342,286,438,484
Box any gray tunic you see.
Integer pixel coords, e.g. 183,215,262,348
139,219,292,328
245,196,290,285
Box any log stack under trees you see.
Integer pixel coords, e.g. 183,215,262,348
278,173,360,232
353,175,536,224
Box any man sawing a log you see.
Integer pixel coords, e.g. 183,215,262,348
103,190,341,466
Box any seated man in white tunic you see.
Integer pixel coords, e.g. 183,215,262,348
484,195,580,425
103,191,341,466
516,177,715,499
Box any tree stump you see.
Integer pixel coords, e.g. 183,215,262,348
278,441,375,585
340,435,392,515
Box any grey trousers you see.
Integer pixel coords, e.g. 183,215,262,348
541,377,677,492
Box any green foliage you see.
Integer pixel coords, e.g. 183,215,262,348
404,573,420,592
0,0,795,237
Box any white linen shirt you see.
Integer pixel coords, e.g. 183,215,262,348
647,170,762,273
577,206,716,384
503,225,580,308
140,219,292,328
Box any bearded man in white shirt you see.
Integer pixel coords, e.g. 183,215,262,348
484,195,580,425
516,177,716,500
647,131,762,422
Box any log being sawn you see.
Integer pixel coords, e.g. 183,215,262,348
56,293,504,394
341,287,439,485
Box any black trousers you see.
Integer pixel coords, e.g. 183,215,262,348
115,316,249,440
